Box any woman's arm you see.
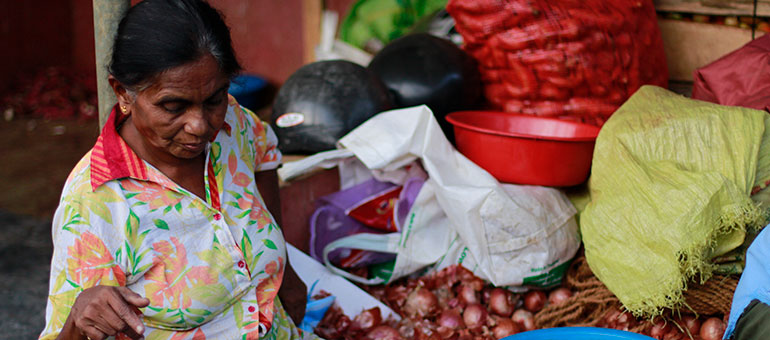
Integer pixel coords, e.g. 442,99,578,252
255,169,307,325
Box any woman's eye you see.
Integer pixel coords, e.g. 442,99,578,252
163,104,185,113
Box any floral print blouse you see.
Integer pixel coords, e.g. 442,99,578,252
40,96,317,340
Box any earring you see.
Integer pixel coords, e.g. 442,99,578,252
120,105,128,114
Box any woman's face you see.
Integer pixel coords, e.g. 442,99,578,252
119,54,230,162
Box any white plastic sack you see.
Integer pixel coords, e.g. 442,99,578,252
329,105,580,287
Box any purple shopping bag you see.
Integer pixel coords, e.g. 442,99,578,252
309,177,424,268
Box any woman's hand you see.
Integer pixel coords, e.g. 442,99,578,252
57,286,150,340
278,261,307,325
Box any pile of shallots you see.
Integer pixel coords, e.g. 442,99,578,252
312,265,727,340
314,265,573,340
596,307,726,340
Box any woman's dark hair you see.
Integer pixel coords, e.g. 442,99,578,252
110,0,242,90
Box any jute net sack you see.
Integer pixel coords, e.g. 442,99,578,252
534,255,739,329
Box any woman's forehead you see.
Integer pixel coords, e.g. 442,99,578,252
141,55,230,98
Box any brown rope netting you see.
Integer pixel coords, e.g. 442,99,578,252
533,255,739,329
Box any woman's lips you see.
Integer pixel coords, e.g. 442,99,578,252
181,142,205,152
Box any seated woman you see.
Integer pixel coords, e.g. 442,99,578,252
39,1,316,339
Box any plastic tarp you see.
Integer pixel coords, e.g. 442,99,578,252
581,86,767,317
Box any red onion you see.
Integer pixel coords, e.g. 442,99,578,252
616,312,634,326
333,314,351,335
678,315,701,337
414,319,439,339
457,284,479,306
350,307,382,332
492,318,520,338
403,287,438,317
456,329,473,340
468,278,485,291
662,329,684,340
437,309,464,329
385,285,409,307
700,317,725,340
524,290,547,313
601,307,621,328
482,286,494,305
489,288,515,317
648,319,672,339
366,325,405,340
547,287,573,306
512,308,536,331
463,303,488,330
436,326,455,339
447,297,461,309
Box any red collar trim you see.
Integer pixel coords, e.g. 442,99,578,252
89,105,233,192
90,105,149,191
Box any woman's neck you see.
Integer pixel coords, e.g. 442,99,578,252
119,116,208,200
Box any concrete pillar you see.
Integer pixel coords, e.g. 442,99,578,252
93,0,130,129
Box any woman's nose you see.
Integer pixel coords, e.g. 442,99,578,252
184,108,209,137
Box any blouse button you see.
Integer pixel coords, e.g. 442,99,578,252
248,306,256,313
237,260,245,268
214,213,222,221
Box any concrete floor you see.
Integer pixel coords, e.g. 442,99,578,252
0,210,52,339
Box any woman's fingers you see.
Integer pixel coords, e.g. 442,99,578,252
117,286,151,308
72,286,149,339
81,325,107,340
103,298,143,339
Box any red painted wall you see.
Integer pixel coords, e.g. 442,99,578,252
211,0,305,86
0,1,74,93
1,0,358,96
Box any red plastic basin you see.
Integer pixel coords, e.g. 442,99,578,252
445,111,601,187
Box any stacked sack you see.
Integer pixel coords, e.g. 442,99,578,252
447,0,668,125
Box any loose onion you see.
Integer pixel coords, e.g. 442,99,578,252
524,290,547,313
492,318,520,338
463,303,488,330
678,315,701,337
350,307,382,332
457,284,479,306
615,311,632,330
489,287,514,317
602,307,622,329
662,329,684,340
366,325,404,340
547,287,573,306
648,318,672,339
700,317,725,340
512,308,536,331
437,309,464,330
403,287,438,317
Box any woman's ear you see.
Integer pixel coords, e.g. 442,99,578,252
108,75,133,113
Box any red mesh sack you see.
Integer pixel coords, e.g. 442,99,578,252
446,0,668,125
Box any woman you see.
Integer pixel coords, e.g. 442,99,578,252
40,1,316,339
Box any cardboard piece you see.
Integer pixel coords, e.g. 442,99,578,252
286,243,400,321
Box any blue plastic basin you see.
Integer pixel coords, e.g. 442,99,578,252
229,74,268,112
502,327,655,340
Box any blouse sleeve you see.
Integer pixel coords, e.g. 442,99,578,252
39,199,127,340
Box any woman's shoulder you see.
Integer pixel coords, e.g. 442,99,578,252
225,95,267,136
59,149,125,206
61,150,95,196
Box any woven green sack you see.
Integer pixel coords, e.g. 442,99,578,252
582,85,768,317
339,0,447,50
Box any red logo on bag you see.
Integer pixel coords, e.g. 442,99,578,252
347,186,402,232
